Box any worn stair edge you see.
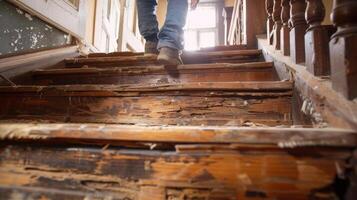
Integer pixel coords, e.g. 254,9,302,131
84,51,144,58
64,50,262,65
198,45,248,52
0,81,292,94
80,45,249,59
32,62,274,76
0,123,355,148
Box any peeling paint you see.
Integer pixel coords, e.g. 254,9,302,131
0,1,70,55
24,13,33,21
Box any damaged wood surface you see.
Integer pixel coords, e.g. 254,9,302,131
198,44,248,52
258,36,357,130
32,62,278,85
0,144,352,200
0,123,356,148
64,50,262,68
0,89,292,126
0,81,293,93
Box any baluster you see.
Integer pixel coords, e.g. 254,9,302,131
289,0,307,63
266,0,274,45
305,0,335,76
273,0,282,50
330,0,357,100
280,0,290,55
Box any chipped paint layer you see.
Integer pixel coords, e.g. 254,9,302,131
0,1,70,56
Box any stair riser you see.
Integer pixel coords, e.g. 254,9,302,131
0,144,345,200
33,69,277,85
0,95,292,126
65,57,262,68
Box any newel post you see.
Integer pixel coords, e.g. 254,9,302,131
273,0,282,50
330,0,357,100
280,0,291,55
266,0,274,45
289,0,307,64
305,0,335,76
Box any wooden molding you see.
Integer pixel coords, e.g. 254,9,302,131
258,35,357,130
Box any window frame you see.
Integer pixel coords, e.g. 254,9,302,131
184,2,219,50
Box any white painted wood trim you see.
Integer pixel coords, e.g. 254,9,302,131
8,0,89,39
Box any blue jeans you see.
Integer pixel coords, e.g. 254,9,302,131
136,0,188,50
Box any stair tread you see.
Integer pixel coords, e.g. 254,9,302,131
0,81,292,94
0,82,292,126
33,62,274,76
64,49,262,67
31,62,277,85
0,123,355,147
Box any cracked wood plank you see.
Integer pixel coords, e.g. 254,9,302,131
64,50,262,68
0,124,356,148
0,81,293,93
0,82,292,126
32,62,278,85
0,144,351,200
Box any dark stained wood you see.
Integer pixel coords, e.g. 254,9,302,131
289,0,308,64
258,35,357,130
305,0,335,76
32,62,278,85
199,45,248,52
273,0,282,50
330,0,357,100
0,82,293,126
280,0,291,56
266,0,275,45
85,51,144,58
0,123,356,148
182,50,263,64
245,0,268,48
65,50,263,68
0,143,352,200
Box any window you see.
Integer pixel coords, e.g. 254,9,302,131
184,4,217,51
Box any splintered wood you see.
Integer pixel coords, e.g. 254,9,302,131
0,143,351,200
32,62,278,85
0,45,355,200
0,82,292,126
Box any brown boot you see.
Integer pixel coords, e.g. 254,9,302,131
157,47,183,65
144,41,159,55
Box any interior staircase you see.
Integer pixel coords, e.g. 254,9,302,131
0,46,356,200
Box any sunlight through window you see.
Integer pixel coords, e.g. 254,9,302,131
184,4,217,51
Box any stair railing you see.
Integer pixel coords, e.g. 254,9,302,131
265,0,357,100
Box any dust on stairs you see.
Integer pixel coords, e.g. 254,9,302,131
0,45,356,200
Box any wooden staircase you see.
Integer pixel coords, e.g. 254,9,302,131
0,46,356,200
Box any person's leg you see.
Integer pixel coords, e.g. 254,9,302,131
157,0,188,51
136,0,159,54
157,0,188,64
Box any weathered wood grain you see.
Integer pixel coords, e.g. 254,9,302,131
0,144,351,200
0,94,292,126
198,45,248,52
32,62,278,85
0,81,293,93
65,50,262,68
0,123,356,148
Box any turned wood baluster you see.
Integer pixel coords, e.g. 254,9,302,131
304,0,334,76
273,0,282,50
289,0,307,63
266,0,274,45
280,0,290,55
330,0,357,100
305,0,325,30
